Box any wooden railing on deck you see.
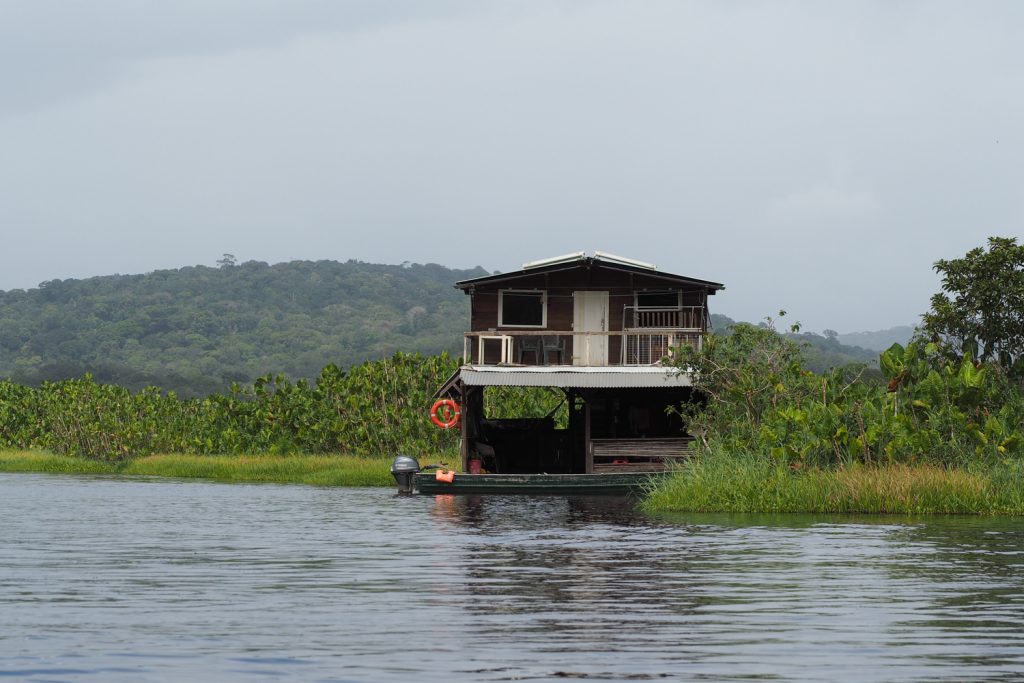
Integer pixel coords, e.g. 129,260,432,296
590,438,695,473
624,306,705,330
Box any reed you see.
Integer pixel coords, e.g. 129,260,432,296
0,450,116,474
0,450,408,487
122,454,397,486
642,453,1024,515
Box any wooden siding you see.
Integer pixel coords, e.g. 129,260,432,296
465,262,714,364
467,263,710,334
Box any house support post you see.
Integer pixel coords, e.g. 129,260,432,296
459,382,468,471
584,399,593,474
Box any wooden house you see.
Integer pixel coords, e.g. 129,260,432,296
432,251,724,483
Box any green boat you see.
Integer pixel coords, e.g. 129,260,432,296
412,471,666,495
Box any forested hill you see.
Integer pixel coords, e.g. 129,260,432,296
0,260,895,397
0,260,487,397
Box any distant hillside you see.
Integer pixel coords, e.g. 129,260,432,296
837,326,916,352
0,260,486,396
0,264,903,396
710,313,881,375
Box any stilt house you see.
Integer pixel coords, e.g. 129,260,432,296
436,251,724,475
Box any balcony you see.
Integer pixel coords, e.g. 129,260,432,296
464,305,706,367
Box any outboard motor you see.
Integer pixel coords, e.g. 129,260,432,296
390,455,421,494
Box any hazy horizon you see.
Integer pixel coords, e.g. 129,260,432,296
1,1,1020,332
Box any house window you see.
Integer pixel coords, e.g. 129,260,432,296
635,291,681,308
499,290,547,327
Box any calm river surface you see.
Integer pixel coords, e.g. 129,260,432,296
3,473,1024,682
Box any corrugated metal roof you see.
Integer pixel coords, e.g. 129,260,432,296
457,365,693,389
454,254,724,292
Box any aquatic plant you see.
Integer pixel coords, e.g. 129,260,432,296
670,315,1024,471
0,352,464,461
0,451,397,486
642,451,1024,515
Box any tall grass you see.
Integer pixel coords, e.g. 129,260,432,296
0,450,412,487
0,450,116,474
642,452,1024,515
122,454,396,486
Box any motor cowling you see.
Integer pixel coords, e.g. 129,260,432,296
390,455,420,494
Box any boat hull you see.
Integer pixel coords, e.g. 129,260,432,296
412,472,663,495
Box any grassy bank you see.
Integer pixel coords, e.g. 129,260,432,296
0,450,118,474
642,455,1024,515
0,450,414,487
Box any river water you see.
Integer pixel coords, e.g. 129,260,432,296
2,473,1024,682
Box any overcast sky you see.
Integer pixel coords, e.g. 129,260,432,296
0,1,1020,332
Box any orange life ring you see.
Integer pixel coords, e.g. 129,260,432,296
430,399,461,429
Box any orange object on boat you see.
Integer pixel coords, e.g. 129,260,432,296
435,469,455,483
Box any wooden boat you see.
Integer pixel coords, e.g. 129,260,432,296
412,471,665,495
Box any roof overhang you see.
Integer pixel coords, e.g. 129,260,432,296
435,365,693,396
454,252,724,292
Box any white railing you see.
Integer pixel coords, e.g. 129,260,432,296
621,331,702,365
623,305,706,330
463,330,703,367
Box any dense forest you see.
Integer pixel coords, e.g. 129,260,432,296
0,259,893,397
0,260,487,396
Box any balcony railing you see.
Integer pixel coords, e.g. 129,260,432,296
623,305,706,330
463,329,704,367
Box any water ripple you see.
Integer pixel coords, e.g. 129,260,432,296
2,474,1024,681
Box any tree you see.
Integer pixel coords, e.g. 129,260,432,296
921,237,1024,374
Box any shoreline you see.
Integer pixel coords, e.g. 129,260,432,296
6,450,1022,515
642,457,1024,515
0,451,418,487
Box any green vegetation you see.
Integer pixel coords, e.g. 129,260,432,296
4,242,1020,506
0,259,888,398
647,237,1024,515
921,236,1024,373
0,259,487,397
0,451,401,487
0,351,567,483
643,455,1024,515
124,454,397,486
0,352,464,461
710,313,881,376
0,450,117,474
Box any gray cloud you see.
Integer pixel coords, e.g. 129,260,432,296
0,0,1021,332
0,1,474,116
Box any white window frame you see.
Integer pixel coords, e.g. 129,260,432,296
498,289,547,328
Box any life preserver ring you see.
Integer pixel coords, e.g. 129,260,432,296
430,399,461,429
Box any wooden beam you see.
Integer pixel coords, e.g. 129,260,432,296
584,400,593,474
459,382,468,471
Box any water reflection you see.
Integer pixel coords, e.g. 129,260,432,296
3,474,1024,682
431,495,1024,681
